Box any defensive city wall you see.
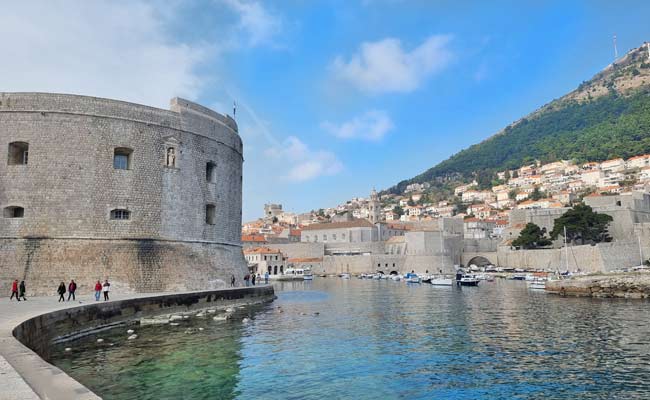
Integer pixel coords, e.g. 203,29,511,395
0,93,249,294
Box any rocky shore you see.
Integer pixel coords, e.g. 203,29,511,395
546,272,650,298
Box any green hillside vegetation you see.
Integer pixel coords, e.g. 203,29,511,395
388,44,650,195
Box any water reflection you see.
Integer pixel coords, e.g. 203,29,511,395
51,279,650,399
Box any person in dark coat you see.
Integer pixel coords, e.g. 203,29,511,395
18,281,27,301
230,275,236,287
252,274,256,286
67,279,77,301
57,282,66,302
102,279,111,301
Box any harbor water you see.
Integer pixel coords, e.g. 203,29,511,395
50,278,650,399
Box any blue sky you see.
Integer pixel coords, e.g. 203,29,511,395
3,1,650,221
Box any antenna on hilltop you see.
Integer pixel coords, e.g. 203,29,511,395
613,34,618,60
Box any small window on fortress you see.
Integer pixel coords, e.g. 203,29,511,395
8,142,29,165
206,162,216,182
110,209,130,220
206,204,216,225
113,147,133,170
3,206,24,218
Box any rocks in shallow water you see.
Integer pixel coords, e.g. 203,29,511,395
242,317,250,323
213,315,230,321
195,312,205,318
207,309,217,314
128,334,138,340
140,318,169,325
183,316,190,320
225,308,235,313
169,315,183,322
198,327,204,331
65,348,72,352
127,329,135,334
97,338,104,343
170,323,180,326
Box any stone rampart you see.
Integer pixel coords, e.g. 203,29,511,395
0,93,248,293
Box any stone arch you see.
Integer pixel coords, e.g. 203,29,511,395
467,256,493,268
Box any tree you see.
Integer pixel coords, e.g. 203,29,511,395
550,203,613,244
530,186,544,201
393,205,404,218
512,223,552,249
508,189,517,200
407,198,416,206
504,170,511,180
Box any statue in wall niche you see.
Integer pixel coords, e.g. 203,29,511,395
166,147,176,167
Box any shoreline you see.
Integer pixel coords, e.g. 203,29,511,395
0,286,275,400
545,272,650,298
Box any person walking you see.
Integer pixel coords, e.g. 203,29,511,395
251,273,256,286
94,280,102,301
57,282,66,302
67,279,77,301
18,281,27,301
102,279,110,301
264,271,269,284
230,274,236,287
244,274,250,287
10,279,19,301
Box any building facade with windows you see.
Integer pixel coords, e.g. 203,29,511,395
0,92,248,294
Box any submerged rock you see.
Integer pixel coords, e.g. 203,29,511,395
127,329,135,334
128,334,138,340
207,309,217,314
65,347,72,352
169,315,183,322
140,318,169,325
96,338,104,343
170,323,180,326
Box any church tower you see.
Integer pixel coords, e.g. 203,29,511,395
368,188,381,223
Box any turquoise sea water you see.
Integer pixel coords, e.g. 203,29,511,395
50,279,650,399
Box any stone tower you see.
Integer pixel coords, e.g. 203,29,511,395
368,188,381,223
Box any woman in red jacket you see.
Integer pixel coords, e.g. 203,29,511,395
10,279,19,301
94,280,102,301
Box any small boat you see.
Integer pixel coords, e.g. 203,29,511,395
404,272,421,284
511,274,527,281
430,276,453,286
459,275,480,286
341,273,350,279
303,269,313,281
390,274,401,281
421,276,432,284
526,278,547,290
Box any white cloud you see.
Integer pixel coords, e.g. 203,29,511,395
266,136,343,182
221,0,282,47
0,1,208,108
331,35,453,94
321,110,394,141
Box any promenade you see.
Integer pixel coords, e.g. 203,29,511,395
0,293,161,399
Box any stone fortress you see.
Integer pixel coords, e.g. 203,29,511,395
0,92,248,294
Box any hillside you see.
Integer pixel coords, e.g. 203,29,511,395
389,43,650,194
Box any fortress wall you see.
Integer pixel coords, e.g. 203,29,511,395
0,93,247,293
0,238,247,296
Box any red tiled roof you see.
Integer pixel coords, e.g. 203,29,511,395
241,235,266,242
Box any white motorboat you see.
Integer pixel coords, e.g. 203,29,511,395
526,278,547,290
429,276,453,286
341,273,351,279
390,274,402,281
303,269,314,280
404,272,421,284
459,275,480,286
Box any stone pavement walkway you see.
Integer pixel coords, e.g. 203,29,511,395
0,292,171,400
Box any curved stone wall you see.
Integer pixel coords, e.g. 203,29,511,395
0,93,248,294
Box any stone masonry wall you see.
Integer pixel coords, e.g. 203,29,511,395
0,93,248,294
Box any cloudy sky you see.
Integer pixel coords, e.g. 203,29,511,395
3,0,650,220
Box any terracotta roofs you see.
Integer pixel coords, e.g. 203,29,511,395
241,234,266,242
243,246,282,255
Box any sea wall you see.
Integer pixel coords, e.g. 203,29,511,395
13,286,274,361
545,273,650,298
496,241,650,272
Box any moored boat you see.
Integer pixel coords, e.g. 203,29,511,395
404,272,421,283
430,276,453,286
459,274,480,286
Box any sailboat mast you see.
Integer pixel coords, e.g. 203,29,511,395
639,235,644,266
564,226,569,272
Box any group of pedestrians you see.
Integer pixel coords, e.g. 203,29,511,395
8,278,111,302
58,279,111,301
9,279,27,301
230,271,270,287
